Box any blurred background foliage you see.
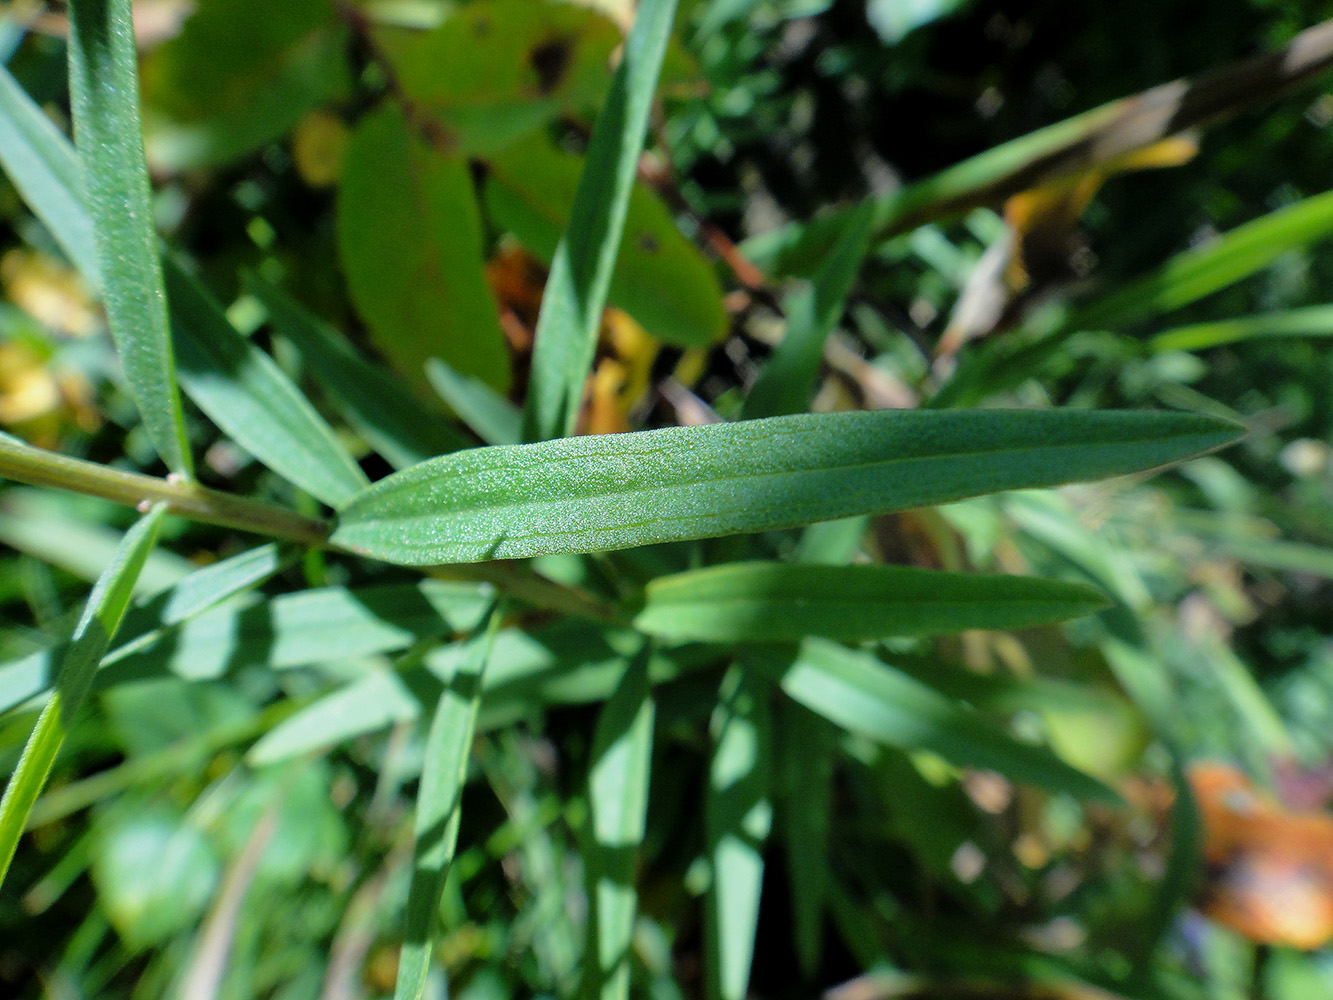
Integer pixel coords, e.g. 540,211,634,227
2,0,1333,998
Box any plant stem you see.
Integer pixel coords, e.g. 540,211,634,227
0,438,331,547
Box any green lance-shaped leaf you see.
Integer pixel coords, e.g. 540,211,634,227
755,639,1118,803
523,0,680,442
395,604,502,1000
426,357,522,447
0,64,370,509
1079,187,1333,331
67,0,191,476
338,104,510,396
0,65,98,280
0,505,165,888
582,647,655,1000
332,409,1242,566
705,666,772,1000
0,578,492,715
483,134,727,350
249,276,470,469
742,19,1333,278
742,202,875,420
633,561,1110,644
777,701,834,976
167,264,370,508
1149,304,1333,353
935,188,1333,409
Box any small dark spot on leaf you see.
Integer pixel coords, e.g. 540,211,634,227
473,16,490,38
637,232,660,254
530,37,574,95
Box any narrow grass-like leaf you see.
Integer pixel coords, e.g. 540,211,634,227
777,701,834,976
167,263,370,508
1079,188,1333,329
523,0,680,441
249,276,469,469
333,409,1242,566
0,64,368,508
0,66,99,279
426,358,522,447
246,622,630,763
583,646,655,1000
66,0,191,476
0,505,165,887
756,639,1118,803
705,666,772,1000
395,604,501,1000
743,202,875,419
0,579,492,714
741,20,1333,277
633,561,1109,643
1149,304,1333,352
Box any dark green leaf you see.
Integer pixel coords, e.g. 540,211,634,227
633,561,1109,643
140,0,349,170
250,276,469,469
743,202,875,419
338,105,510,395
757,639,1118,802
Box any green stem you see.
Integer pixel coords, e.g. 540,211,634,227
0,438,330,547
0,438,627,624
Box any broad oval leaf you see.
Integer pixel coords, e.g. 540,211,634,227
140,0,349,170
331,408,1242,566
633,561,1110,643
484,134,727,350
338,105,510,394
382,0,622,155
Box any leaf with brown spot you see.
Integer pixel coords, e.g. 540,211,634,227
380,0,622,155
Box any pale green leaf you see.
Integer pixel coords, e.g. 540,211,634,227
167,262,370,508
705,666,771,1000
426,357,521,447
395,605,501,1000
583,648,655,1000
0,505,165,887
1149,304,1333,352
0,579,492,715
67,0,191,476
332,409,1242,566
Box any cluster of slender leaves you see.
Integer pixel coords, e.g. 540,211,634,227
2,1,1332,999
